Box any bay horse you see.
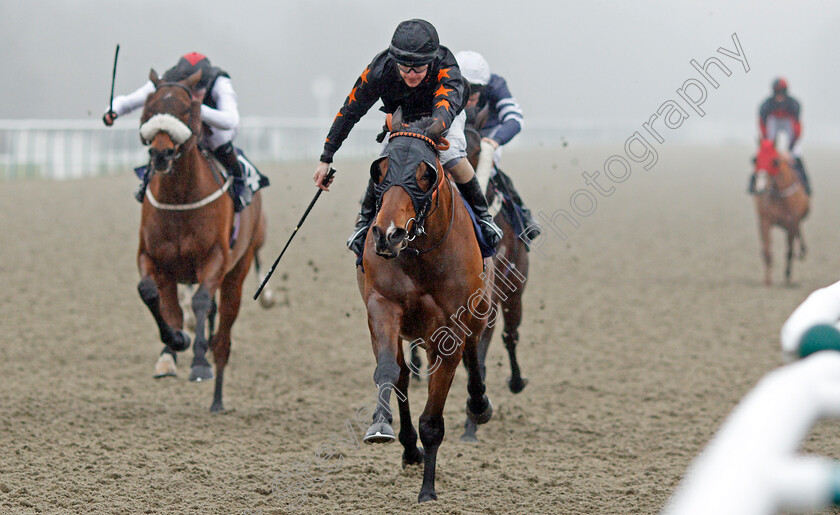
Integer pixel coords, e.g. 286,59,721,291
460,105,530,442
753,138,809,286
355,108,494,503
136,68,269,412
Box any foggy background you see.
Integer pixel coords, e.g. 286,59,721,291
2,0,839,144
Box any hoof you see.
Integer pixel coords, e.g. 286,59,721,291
189,365,214,382
507,376,529,394
466,395,493,425
210,401,225,413
258,288,276,308
460,420,478,442
153,353,178,378
167,330,191,352
460,432,478,443
418,490,437,503
363,421,396,444
402,447,424,469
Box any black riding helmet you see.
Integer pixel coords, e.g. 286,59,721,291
162,52,212,89
388,19,440,65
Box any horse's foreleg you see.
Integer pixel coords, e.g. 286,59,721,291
190,250,226,383
188,285,215,382
798,228,807,259
396,341,423,468
138,255,191,356
208,252,251,413
461,323,495,442
759,219,772,286
418,352,460,503
502,294,528,394
785,229,795,285
363,294,402,444
462,333,493,428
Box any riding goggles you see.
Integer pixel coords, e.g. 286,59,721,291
397,63,429,74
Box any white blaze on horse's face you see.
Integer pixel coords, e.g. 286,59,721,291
140,113,192,145
755,170,769,193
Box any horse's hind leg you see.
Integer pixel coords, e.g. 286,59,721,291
396,341,423,468
409,344,423,381
253,251,276,309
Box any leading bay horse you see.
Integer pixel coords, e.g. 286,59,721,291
753,138,809,286
355,108,494,503
137,68,269,412
460,105,530,442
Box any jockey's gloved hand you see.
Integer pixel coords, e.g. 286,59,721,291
375,126,387,144
102,111,117,126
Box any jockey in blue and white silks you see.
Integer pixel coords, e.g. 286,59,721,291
455,50,539,243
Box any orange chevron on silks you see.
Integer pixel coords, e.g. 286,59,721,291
437,68,450,81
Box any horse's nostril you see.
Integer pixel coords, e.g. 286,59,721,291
389,228,407,242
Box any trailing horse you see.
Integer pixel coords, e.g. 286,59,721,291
752,138,809,286
136,68,270,412
355,108,494,503
460,105,530,442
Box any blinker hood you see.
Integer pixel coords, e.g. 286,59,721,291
372,135,439,218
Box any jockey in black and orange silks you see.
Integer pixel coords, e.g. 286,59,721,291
313,19,503,256
103,52,253,212
752,77,810,195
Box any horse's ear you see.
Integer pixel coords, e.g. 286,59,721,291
184,70,203,90
192,88,206,104
391,107,405,131
427,119,445,144
370,156,388,184
475,104,490,131
149,69,160,87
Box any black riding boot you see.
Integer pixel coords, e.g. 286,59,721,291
794,157,811,196
213,142,251,212
347,178,378,255
495,169,541,241
457,176,503,249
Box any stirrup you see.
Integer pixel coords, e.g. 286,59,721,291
480,218,503,248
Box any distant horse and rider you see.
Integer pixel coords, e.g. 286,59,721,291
134,68,273,412
751,136,810,286
354,109,495,502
